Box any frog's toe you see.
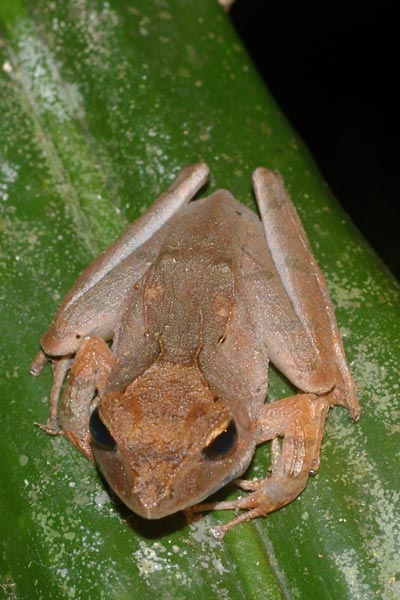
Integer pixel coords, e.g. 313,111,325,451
34,419,63,436
234,477,264,492
30,349,49,376
197,474,310,537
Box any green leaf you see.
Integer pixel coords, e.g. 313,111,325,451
1,1,399,599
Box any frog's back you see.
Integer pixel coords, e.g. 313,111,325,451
137,191,260,359
166,190,263,263
108,190,269,397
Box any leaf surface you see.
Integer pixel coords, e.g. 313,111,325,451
0,1,399,599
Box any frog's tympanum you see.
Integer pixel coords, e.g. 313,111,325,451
31,164,360,537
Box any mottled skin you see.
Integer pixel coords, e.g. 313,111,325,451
31,163,359,537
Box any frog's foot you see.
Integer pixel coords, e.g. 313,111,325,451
30,349,49,377
32,356,72,436
194,393,329,538
34,418,64,436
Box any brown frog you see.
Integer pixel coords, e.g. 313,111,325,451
30,163,360,537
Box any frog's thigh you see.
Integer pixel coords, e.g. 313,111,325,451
58,336,114,460
59,163,210,314
41,249,158,357
253,168,335,365
253,168,359,417
240,232,332,394
40,163,210,358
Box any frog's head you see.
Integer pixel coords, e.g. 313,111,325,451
89,359,257,519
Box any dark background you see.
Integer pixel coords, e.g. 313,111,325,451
230,0,399,278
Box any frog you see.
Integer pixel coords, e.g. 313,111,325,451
30,162,360,538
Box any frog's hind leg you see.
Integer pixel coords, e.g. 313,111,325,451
36,163,210,362
56,163,210,317
252,167,360,420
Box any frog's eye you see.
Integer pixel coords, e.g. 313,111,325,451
90,407,116,451
202,420,237,460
